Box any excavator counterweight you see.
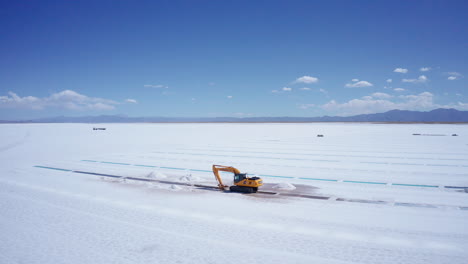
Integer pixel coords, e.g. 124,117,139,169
212,165,263,193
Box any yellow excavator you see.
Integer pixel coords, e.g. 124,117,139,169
212,165,263,193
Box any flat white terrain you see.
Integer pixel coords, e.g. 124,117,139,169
1,123,467,263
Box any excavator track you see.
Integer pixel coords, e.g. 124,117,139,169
229,186,255,193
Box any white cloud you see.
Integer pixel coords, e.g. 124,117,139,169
394,88,405,92
144,84,168,88
398,92,434,105
420,67,431,72
295,76,319,84
299,104,315,109
0,90,118,111
371,92,393,99
227,95,233,99
386,79,392,83
402,75,428,83
351,79,359,82
298,87,327,93
125,99,137,104
89,102,115,110
0,92,41,109
456,102,468,109
419,75,428,82
321,92,437,115
345,80,373,88
447,72,462,76
394,68,408,74
447,72,463,80
272,87,294,93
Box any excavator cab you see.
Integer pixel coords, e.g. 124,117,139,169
234,173,247,183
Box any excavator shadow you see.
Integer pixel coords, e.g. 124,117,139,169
245,183,321,199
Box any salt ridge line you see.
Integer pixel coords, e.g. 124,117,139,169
151,151,468,168
177,148,468,161
80,160,468,190
239,140,468,154
127,153,468,177
32,165,468,211
203,144,468,156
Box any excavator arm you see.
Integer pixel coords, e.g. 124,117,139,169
212,165,241,190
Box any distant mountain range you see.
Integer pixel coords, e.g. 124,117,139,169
2,108,468,123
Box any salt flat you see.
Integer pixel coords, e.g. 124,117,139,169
1,123,468,263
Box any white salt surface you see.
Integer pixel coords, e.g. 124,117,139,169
179,174,201,182
1,123,468,263
170,184,182,190
147,171,167,179
273,182,296,190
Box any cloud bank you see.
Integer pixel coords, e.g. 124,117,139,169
321,92,436,115
0,90,118,111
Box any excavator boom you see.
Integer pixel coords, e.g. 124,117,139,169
212,165,240,190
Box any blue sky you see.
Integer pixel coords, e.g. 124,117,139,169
1,0,467,120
